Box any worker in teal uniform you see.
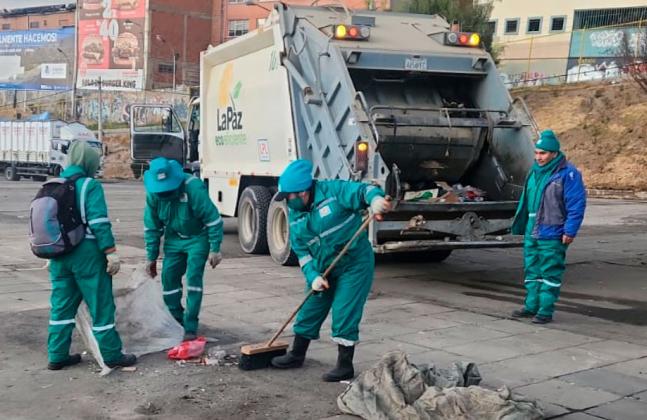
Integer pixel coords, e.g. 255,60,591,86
48,141,136,370
511,130,586,323
270,159,391,381
143,157,224,340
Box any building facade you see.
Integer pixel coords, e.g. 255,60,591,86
211,0,392,46
0,4,75,31
488,0,647,87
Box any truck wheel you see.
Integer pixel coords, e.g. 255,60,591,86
5,166,19,181
267,197,298,266
393,250,453,263
237,186,272,254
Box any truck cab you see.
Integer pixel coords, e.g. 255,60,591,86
128,96,200,178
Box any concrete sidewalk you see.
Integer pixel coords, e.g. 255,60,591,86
198,257,647,419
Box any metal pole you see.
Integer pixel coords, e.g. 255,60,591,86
98,77,103,144
172,50,176,91
72,4,79,121
526,36,534,85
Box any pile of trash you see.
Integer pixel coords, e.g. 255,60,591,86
338,351,543,420
404,182,486,203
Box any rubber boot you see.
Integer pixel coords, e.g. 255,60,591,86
511,308,535,318
105,353,137,368
322,345,355,382
47,353,82,371
271,335,310,369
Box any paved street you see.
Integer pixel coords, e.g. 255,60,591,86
1,178,646,419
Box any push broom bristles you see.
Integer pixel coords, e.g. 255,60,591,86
239,341,289,370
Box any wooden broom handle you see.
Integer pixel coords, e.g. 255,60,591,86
266,215,373,347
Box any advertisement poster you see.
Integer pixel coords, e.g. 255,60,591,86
77,0,146,91
0,28,75,90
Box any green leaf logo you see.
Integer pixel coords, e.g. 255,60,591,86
232,81,242,99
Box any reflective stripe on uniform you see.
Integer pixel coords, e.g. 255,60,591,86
145,227,164,232
299,255,313,267
163,288,181,295
79,177,92,224
92,323,115,332
320,214,357,238
49,319,75,326
187,286,203,292
307,237,319,246
528,212,537,217
88,217,110,225
205,217,222,227
331,336,355,346
85,234,96,239
316,197,337,209
524,278,541,283
185,176,200,186
542,279,561,288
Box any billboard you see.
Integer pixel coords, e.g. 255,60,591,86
0,28,75,90
77,0,146,91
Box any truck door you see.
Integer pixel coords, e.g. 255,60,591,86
129,104,185,164
187,102,200,163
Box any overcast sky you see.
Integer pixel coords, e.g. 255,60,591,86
3,0,75,10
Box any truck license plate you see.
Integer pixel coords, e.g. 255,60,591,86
404,57,428,71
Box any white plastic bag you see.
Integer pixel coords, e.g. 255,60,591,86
76,265,184,375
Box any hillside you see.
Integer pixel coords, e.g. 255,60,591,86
513,81,647,191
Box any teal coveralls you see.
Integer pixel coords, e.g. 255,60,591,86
144,175,223,334
289,180,384,345
48,166,124,364
515,162,568,318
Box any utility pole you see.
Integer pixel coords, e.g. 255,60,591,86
98,77,103,144
172,52,176,92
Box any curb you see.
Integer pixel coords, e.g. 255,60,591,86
587,189,647,200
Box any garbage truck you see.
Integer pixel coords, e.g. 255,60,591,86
0,119,102,181
130,4,538,265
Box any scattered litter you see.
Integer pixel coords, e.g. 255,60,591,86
121,366,137,372
338,351,543,420
404,188,439,202
134,402,162,415
41,384,53,389
168,337,207,360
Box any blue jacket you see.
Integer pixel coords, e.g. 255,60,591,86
511,159,587,239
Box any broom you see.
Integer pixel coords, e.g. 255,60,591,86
239,214,374,370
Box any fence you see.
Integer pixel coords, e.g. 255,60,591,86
0,88,191,128
495,19,647,89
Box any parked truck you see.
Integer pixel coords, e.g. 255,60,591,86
130,5,539,265
0,119,102,181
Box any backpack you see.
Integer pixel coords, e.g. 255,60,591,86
29,174,86,259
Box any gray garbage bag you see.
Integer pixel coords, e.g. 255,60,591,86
76,266,184,375
337,351,543,420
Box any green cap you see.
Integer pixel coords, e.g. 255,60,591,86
535,129,560,152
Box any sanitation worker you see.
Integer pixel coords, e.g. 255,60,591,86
48,141,136,370
143,157,224,340
511,130,586,324
270,159,391,381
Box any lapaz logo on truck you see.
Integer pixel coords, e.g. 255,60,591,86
215,63,246,146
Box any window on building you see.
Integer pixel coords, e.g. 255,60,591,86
550,16,566,32
257,18,266,28
228,20,249,38
159,64,174,74
29,21,40,29
486,20,497,35
1,24,10,30
43,20,47,26
504,18,519,35
573,6,647,30
526,17,542,34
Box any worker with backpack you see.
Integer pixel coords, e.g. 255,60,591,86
30,141,136,370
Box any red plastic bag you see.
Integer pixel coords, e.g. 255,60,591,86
167,336,206,360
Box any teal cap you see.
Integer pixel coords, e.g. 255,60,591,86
144,157,184,193
535,129,560,152
275,159,314,201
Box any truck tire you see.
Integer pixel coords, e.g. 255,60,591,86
393,250,452,263
267,197,298,266
5,166,19,181
237,185,272,255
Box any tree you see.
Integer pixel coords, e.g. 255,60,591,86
617,26,647,93
402,0,499,60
